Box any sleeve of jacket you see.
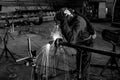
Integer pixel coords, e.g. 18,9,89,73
60,17,86,44
86,20,96,39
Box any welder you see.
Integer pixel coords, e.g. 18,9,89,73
54,8,96,80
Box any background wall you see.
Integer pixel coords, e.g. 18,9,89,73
0,0,115,17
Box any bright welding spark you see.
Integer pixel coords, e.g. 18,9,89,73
36,43,51,61
52,32,62,41
36,43,51,80
36,25,63,79
46,43,50,53
45,43,50,80
51,25,62,41
41,43,51,55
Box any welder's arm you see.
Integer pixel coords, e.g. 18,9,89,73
60,19,82,44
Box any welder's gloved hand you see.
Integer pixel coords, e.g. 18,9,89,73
54,38,63,47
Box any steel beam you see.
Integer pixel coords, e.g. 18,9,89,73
59,42,120,58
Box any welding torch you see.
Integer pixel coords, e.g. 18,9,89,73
48,38,63,47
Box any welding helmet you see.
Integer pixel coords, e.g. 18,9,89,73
55,8,73,22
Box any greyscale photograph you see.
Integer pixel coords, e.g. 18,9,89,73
0,0,120,80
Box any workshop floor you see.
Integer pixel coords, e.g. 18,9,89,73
0,21,120,80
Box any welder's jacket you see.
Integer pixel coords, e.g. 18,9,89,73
59,14,95,80
60,14,95,46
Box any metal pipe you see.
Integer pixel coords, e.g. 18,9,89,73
59,42,120,58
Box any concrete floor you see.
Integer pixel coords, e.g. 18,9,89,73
0,21,120,80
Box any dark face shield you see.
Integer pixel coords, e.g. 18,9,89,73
54,11,65,22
